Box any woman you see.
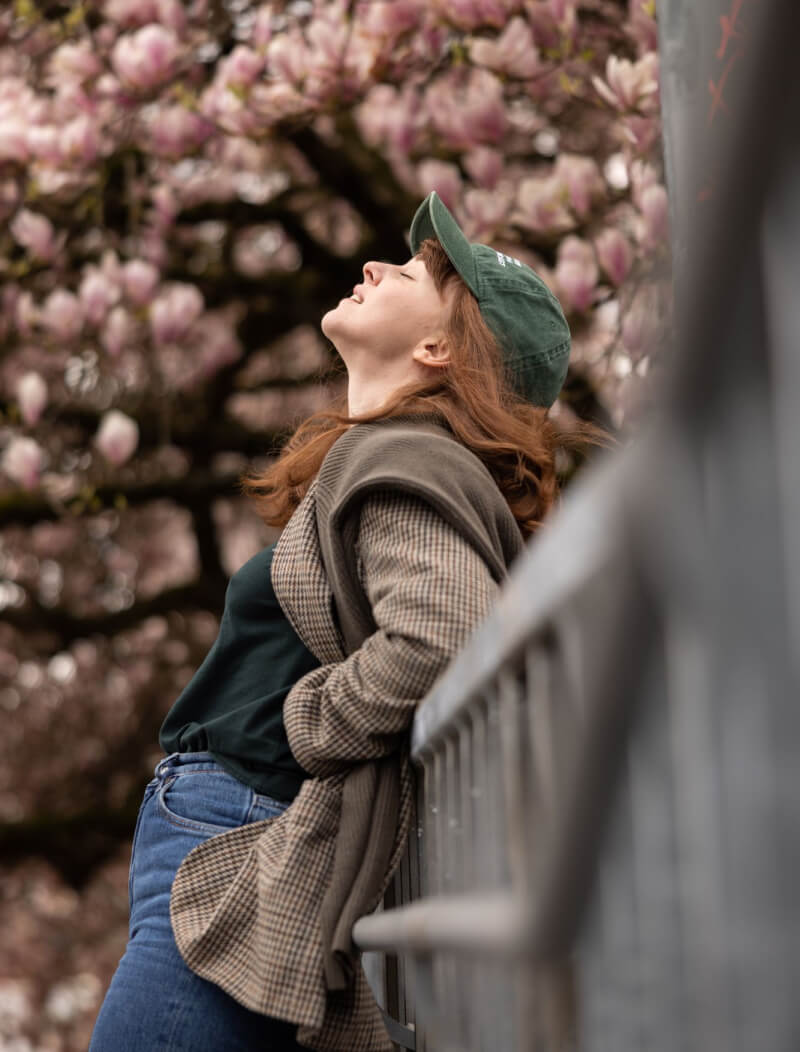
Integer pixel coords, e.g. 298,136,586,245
89,191,571,1051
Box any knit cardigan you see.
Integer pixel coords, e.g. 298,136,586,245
169,419,524,1050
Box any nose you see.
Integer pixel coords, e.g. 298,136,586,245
362,260,384,285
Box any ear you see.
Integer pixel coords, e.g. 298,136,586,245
411,337,450,370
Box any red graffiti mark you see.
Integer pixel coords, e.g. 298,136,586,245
717,0,746,60
708,49,741,126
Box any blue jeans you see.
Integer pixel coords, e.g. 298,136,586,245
89,752,304,1051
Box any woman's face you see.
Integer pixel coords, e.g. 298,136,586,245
321,255,452,371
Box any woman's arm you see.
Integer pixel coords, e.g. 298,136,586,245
283,490,499,778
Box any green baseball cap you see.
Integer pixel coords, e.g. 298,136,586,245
410,191,571,407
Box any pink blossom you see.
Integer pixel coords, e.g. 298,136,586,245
436,0,522,30
639,183,669,250
151,184,178,230
111,25,180,91
95,410,139,467
554,153,604,218
149,284,204,345
27,125,62,164
16,372,48,426
0,115,28,163
219,46,264,88
416,160,462,211
144,105,211,158
266,31,308,86
197,315,242,379
427,69,506,148
79,268,121,326
592,52,659,112
514,175,574,236
59,115,101,166
463,146,503,190
41,289,83,340
253,5,274,49
462,187,511,240
105,0,185,31
356,85,421,153
2,436,43,491
47,41,102,84
621,114,661,155
620,292,656,354
10,210,59,262
554,236,598,312
627,0,658,55
361,1,423,38
594,228,634,286
629,160,659,209
470,17,541,79
122,259,159,306
101,306,136,357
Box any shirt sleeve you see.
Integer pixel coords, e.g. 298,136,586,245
283,490,500,778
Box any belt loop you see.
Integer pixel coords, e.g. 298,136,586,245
154,754,172,779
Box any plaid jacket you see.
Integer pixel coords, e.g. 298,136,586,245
170,420,524,1050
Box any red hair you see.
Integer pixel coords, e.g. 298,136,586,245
240,239,566,539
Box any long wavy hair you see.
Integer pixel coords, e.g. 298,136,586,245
240,238,568,539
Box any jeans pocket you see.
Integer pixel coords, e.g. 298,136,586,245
156,768,251,836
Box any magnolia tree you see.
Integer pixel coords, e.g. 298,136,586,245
0,0,668,1044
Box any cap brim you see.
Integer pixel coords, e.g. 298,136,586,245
409,192,479,297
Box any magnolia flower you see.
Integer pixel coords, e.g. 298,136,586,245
0,115,28,163
416,159,462,211
437,0,522,30
515,175,574,236
144,105,211,158
629,159,659,209
27,125,62,164
2,436,44,491
639,183,669,250
426,69,506,148
592,52,659,112
59,115,101,166
219,46,264,88
554,236,598,312
95,410,139,467
16,372,48,426
196,315,242,380
470,17,541,79
101,306,136,358
10,210,59,262
149,284,204,345
462,187,511,240
594,228,634,286
111,25,180,91
47,41,102,84
361,0,422,38
41,289,83,340
266,32,308,85
554,154,604,218
463,146,503,189
122,260,159,306
79,268,121,326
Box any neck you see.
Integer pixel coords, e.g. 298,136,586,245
345,361,418,417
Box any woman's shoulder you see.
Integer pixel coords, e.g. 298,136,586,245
317,416,492,503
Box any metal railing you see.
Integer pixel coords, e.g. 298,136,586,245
354,1,800,1049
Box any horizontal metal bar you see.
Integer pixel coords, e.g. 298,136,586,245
353,892,529,957
411,446,632,758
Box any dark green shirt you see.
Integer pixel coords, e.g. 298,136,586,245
159,544,320,802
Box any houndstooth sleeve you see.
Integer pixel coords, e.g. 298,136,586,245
283,491,500,778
